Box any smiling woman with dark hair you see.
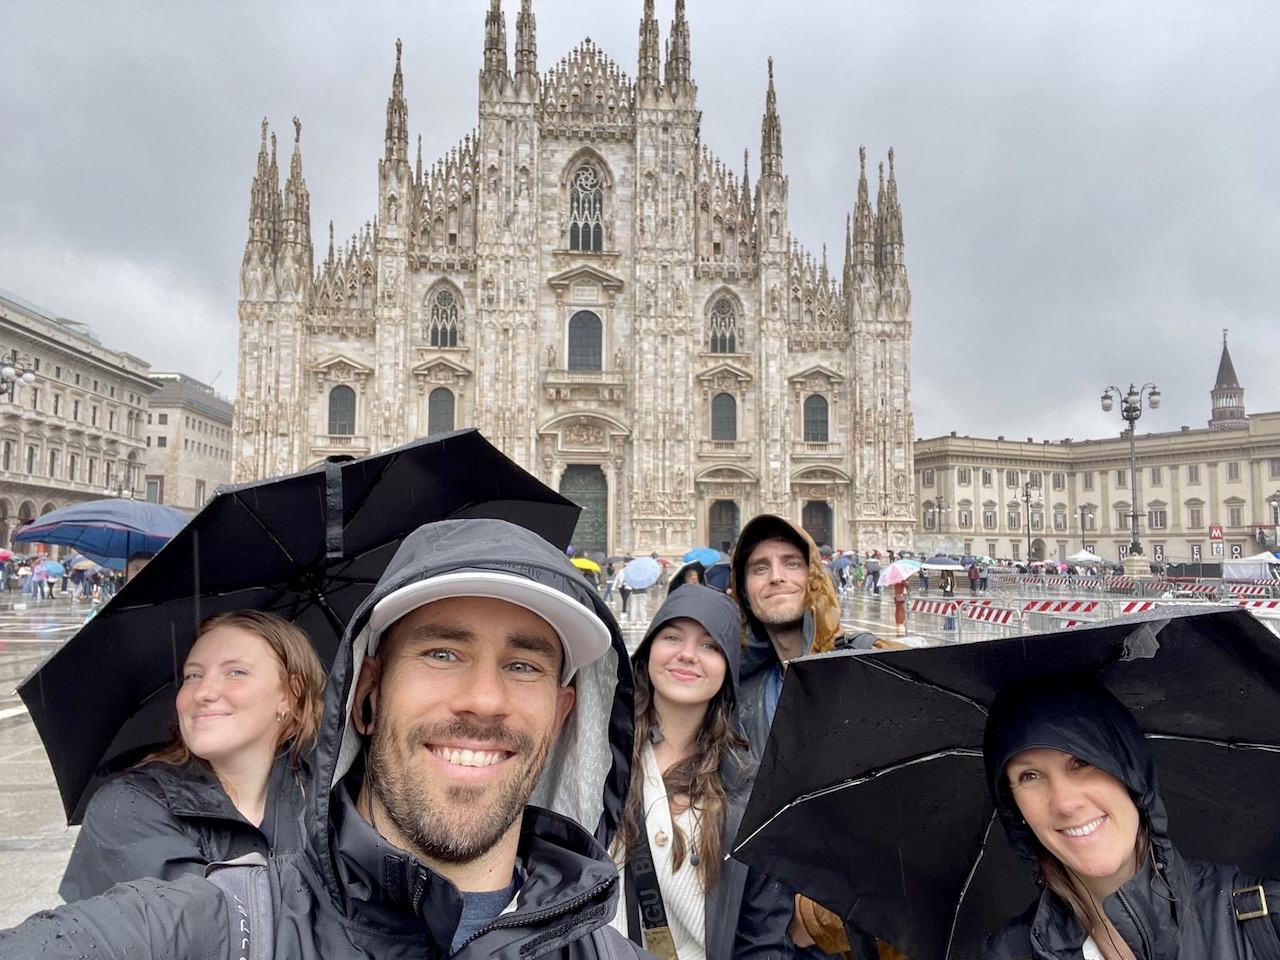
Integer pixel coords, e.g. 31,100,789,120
983,676,1280,960
611,585,793,960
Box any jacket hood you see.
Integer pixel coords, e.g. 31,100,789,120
312,518,634,888
632,584,742,706
729,514,842,678
983,675,1167,865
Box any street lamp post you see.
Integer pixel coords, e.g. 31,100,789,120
0,348,36,401
1078,505,1093,552
1021,480,1040,561
1101,382,1161,559
930,494,945,538
1269,492,1280,548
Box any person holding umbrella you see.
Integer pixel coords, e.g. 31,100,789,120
59,610,326,901
984,675,1280,959
610,584,793,960
667,560,707,595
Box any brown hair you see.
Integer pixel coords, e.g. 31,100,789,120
613,634,750,891
145,610,325,772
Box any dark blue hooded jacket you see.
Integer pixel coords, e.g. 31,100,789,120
982,676,1280,959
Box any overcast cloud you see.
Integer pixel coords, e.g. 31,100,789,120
3,0,1278,444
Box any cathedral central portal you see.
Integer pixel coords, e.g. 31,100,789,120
559,464,608,555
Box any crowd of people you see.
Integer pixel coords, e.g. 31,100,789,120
2,511,1276,960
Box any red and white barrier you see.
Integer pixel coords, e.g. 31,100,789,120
1022,599,1100,614
1238,599,1280,610
964,605,1017,625
1120,600,1159,614
910,599,957,616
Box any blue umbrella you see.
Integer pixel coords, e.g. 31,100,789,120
830,555,854,572
622,556,662,589
682,546,725,566
14,499,189,566
40,560,67,578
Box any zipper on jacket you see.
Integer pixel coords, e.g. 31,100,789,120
456,874,618,951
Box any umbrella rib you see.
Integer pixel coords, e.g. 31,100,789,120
944,807,1002,960
859,656,993,716
1145,732,1280,752
732,747,984,854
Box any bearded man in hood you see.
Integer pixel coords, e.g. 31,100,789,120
1,518,644,960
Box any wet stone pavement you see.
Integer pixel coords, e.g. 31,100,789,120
0,594,85,927
0,587,910,927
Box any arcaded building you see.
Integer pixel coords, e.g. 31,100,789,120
234,1,914,556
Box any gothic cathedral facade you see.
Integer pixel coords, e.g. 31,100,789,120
234,0,915,556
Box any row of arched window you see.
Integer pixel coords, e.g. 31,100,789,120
326,385,456,437
711,392,830,443
421,287,746,358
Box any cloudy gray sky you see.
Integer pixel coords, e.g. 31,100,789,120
4,0,1278,444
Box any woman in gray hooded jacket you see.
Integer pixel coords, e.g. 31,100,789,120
610,584,793,960
983,675,1280,959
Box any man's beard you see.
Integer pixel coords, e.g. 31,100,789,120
365,715,551,864
752,595,806,629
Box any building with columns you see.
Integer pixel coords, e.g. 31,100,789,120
234,0,914,556
914,335,1280,565
0,288,155,546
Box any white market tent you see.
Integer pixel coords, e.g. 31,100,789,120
1066,549,1105,564
1224,551,1280,581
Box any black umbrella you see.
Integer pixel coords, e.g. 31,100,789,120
731,606,1280,960
18,428,580,823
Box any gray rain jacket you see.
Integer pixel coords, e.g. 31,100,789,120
982,677,1280,959
1,518,644,960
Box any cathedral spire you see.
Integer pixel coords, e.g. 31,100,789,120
282,117,312,261
514,0,537,94
880,148,904,267
482,0,510,92
385,39,409,163
246,118,275,248
637,0,661,99
415,134,423,184
873,158,886,271
760,58,783,181
665,0,692,97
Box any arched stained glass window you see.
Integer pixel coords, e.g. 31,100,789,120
708,297,738,353
803,395,829,442
428,289,461,347
427,387,455,435
568,311,603,371
328,385,355,436
711,393,737,441
569,166,604,252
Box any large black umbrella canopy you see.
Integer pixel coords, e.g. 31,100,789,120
18,428,581,823
731,607,1280,960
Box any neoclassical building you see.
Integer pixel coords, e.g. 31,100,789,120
0,288,155,545
234,0,914,556
914,336,1280,565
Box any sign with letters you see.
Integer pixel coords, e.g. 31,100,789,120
1191,544,1202,562
1231,543,1243,559
1212,542,1224,557
1209,524,1224,541
1153,544,1164,562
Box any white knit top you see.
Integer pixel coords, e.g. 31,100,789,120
609,741,707,960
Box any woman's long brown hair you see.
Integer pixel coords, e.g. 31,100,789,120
613,634,751,891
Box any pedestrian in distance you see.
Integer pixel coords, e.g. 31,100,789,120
2,517,642,960
610,584,794,960
968,562,980,595
980,564,989,593
60,609,326,901
983,675,1280,959
667,560,706,595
